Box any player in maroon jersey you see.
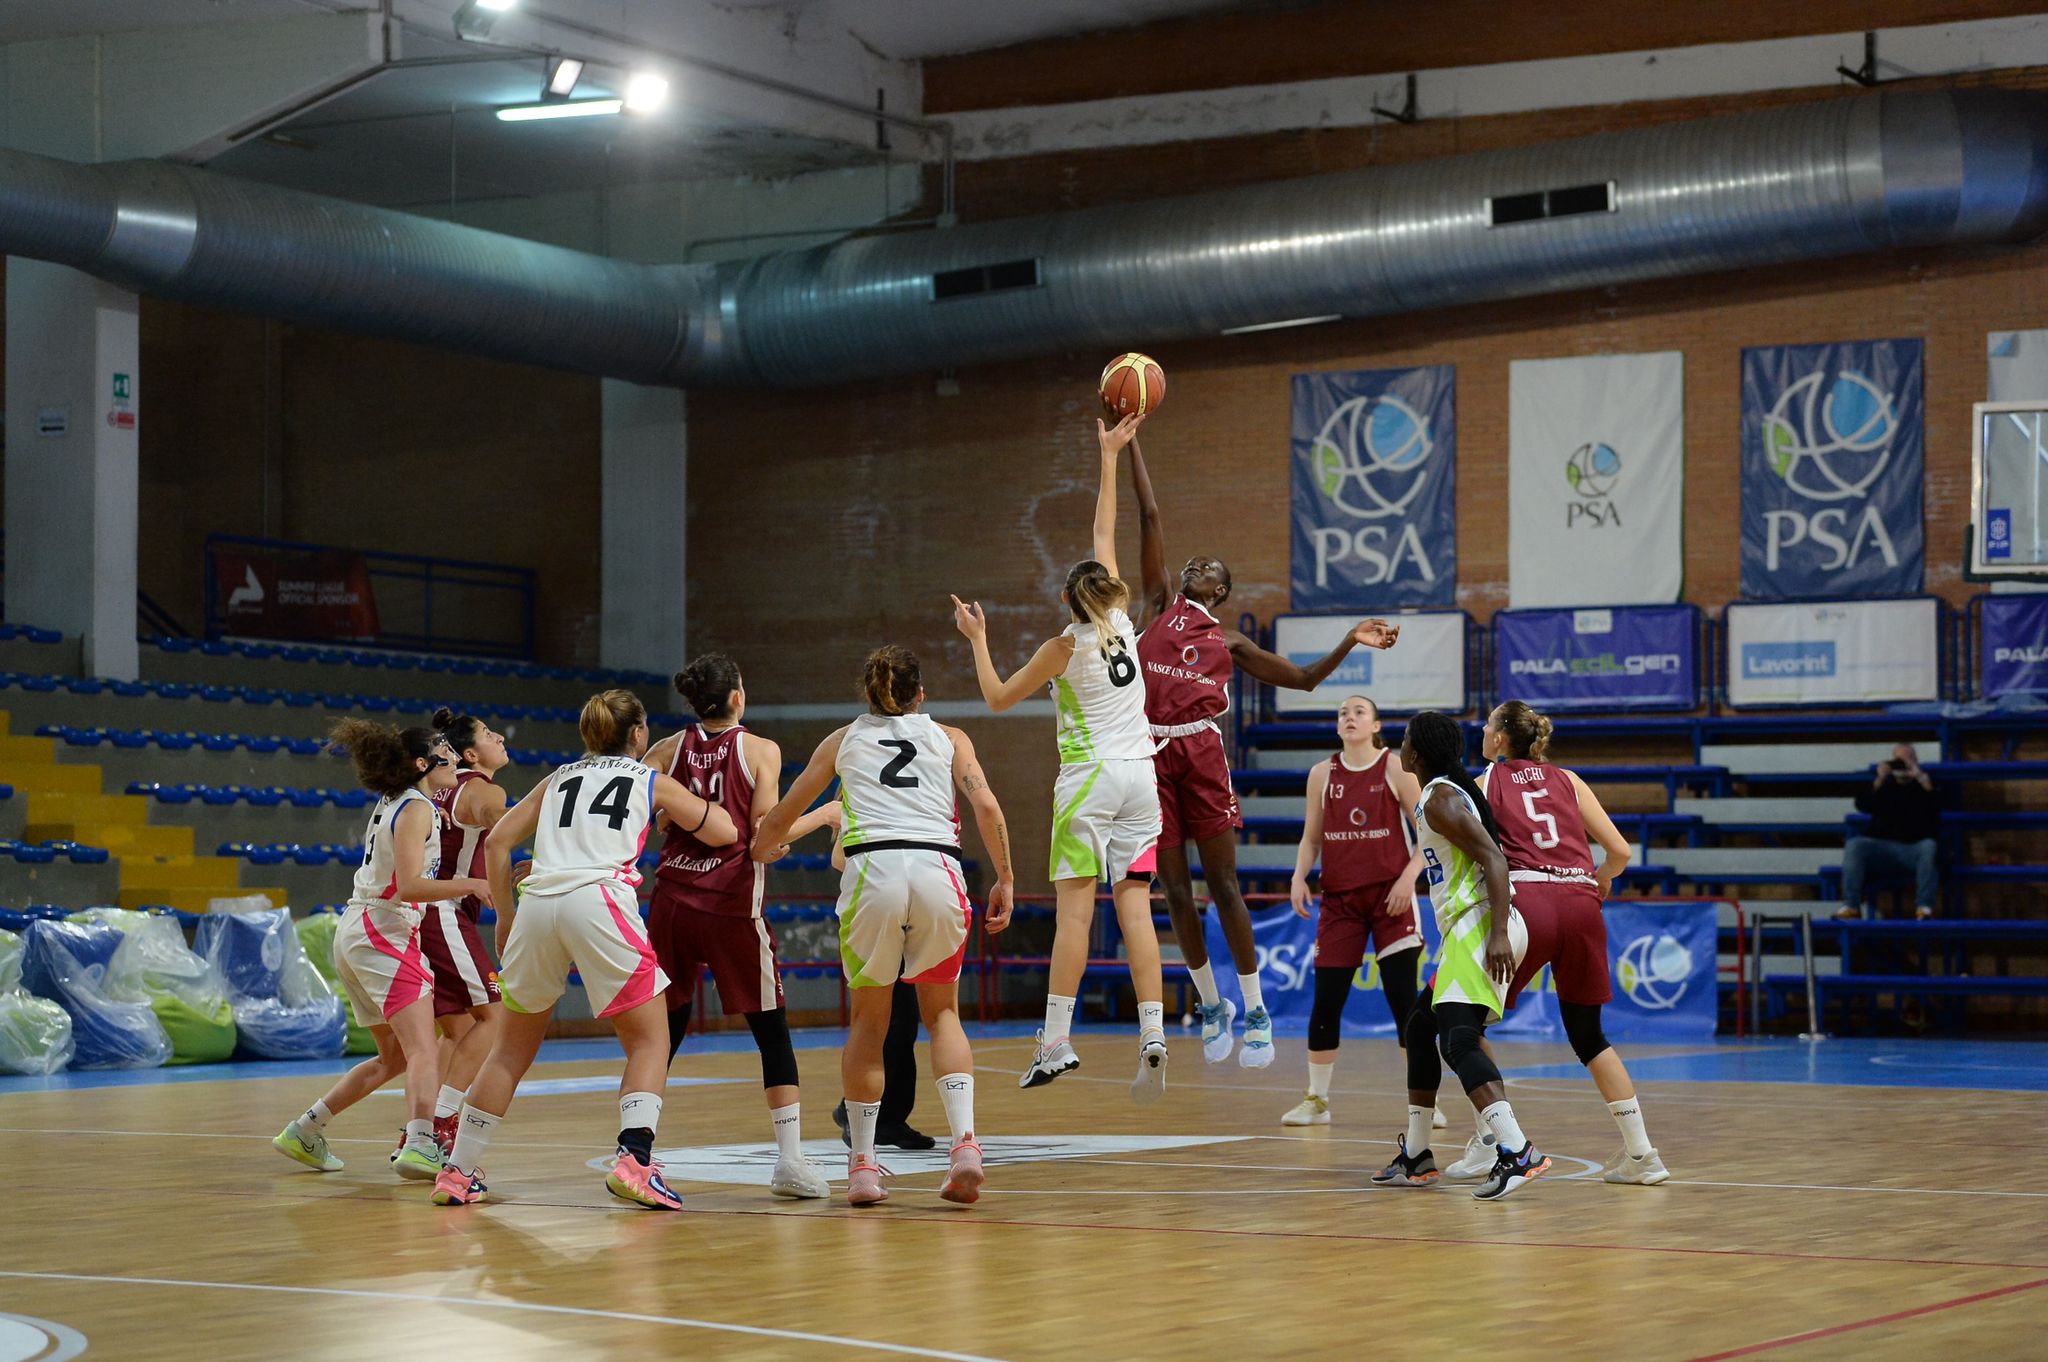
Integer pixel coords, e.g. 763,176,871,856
1468,699,1668,1185
644,653,842,1200
1128,437,1397,1066
1282,695,1430,1126
405,708,509,1155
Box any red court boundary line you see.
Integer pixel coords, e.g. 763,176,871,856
1684,1275,2048,1361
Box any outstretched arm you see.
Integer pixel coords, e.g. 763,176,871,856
1225,618,1399,691
953,596,1073,712
754,728,845,861
1128,436,1170,622
1094,414,1142,576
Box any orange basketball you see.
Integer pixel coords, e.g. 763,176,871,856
1099,352,1165,419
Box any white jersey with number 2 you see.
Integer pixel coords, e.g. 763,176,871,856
523,755,657,896
836,713,958,848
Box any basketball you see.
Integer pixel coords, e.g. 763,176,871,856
1100,351,1166,418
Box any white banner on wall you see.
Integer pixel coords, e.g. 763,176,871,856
1508,351,1685,608
1271,612,1466,713
1724,598,1938,707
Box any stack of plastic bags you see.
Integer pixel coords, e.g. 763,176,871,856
193,900,345,1060
295,911,377,1055
69,908,237,1064
0,928,75,1075
19,918,172,1070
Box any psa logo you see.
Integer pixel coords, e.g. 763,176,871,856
1563,441,1623,528
1510,653,1680,677
1615,933,1694,1009
1740,641,1836,678
1759,368,1903,572
1307,393,1440,588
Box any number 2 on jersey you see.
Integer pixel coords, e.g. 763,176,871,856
556,773,635,830
1521,788,1560,849
878,739,919,788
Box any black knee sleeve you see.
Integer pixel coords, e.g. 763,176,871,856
1378,945,1423,1036
1436,1001,1503,1094
1560,1001,1612,1067
1307,966,1353,1052
665,1001,692,1061
744,1008,801,1089
1404,994,1442,1093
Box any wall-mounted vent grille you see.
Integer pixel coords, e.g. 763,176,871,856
1487,181,1616,227
932,257,1041,301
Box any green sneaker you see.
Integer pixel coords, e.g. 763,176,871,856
274,1123,343,1173
392,1138,443,1182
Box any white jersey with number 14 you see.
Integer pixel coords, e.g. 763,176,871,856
523,755,657,896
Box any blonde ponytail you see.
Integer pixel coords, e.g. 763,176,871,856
1064,559,1131,660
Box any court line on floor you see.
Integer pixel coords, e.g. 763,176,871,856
1683,1275,2048,1361
1669,1177,2048,1200
0,1270,1015,1362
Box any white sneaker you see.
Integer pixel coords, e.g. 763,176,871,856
1238,1006,1275,1069
1020,1030,1081,1088
1442,1131,1498,1180
769,1155,831,1199
1198,999,1237,1063
1280,1092,1330,1126
1131,1031,1169,1105
1601,1147,1671,1185
1431,1106,1448,1129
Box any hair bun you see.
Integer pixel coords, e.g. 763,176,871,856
431,706,456,729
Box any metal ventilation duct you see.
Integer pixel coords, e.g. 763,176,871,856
1,90,2044,388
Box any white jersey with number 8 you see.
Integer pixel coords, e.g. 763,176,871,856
523,754,658,896
836,713,958,849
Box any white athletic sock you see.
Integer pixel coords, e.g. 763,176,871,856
937,1072,975,1144
1307,1061,1334,1100
1481,1100,1528,1154
1238,972,1266,1015
297,1099,333,1137
1137,1001,1165,1037
404,1117,434,1145
1187,961,1221,1007
619,1091,663,1137
769,1102,803,1159
848,1100,882,1159
449,1105,500,1171
1476,1106,1493,1139
1042,994,1077,1044
1405,1105,1433,1158
1608,1097,1653,1158
434,1085,466,1121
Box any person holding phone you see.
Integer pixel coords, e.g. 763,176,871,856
1838,743,1942,921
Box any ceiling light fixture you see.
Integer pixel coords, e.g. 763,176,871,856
624,71,670,114
543,56,584,101
1218,314,1343,336
453,0,517,39
496,99,624,122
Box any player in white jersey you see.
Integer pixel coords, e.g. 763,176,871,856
756,646,1015,1208
1370,712,1551,1202
272,721,491,1180
951,412,1170,1101
433,689,737,1212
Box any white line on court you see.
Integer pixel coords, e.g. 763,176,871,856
0,1271,1016,1362
1667,1178,2048,1200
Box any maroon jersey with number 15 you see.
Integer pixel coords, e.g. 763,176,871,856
1137,594,1233,728
654,724,762,915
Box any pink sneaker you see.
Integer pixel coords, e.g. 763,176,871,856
939,1138,984,1205
606,1151,684,1211
432,1163,487,1206
847,1153,889,1207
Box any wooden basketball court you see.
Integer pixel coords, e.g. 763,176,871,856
2,1029,2043,1361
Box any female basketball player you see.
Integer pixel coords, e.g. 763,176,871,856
1464,699,1667,1185
755,646,1016,1207
952,411,1169,1102
1369,711,1551,1201
272,721,490,1179
1126,436,1398,1067
645,653,841,1201
1282,695,1430,1127
433,690,735,1211
417,708,508,1153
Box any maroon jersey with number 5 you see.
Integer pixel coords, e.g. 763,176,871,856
1482,759,1595,883
1138,594,1233,728
653,724,762,915
1320,749,1413,890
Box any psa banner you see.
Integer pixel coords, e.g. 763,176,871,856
1202,899,1717,1040
1725,598,1939,707
211,548,380,643
1493,606,1698,711
1980,594,2048,698
1740,339,1924,597
1291,365,1456,610
1272,611,1466,714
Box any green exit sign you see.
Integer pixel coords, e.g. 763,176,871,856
112,373,131,401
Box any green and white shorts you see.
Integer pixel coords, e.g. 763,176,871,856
1432,902,1530,1020
1049,756,1162,883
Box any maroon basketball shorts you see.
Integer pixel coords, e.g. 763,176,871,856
419,903,501,1017
1316,881,1425,971
1506,879,1612,1008
648,886,785,1015
1153,727,1242,845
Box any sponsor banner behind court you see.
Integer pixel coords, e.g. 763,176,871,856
1724,598,1938,707
1980,594,2048,698
1492,606,1699,711
1272,612,1466,714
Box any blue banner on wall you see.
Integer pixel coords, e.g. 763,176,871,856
1493,605,1698,711
1199,899,1717,1041
1981,594,2048,698
1291,365,1456,610
1740,339,1924,598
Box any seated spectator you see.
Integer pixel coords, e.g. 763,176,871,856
1837,744,1940,921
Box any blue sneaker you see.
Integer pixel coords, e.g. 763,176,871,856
1238,1005,1275,1069
1198,999,1237,1063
